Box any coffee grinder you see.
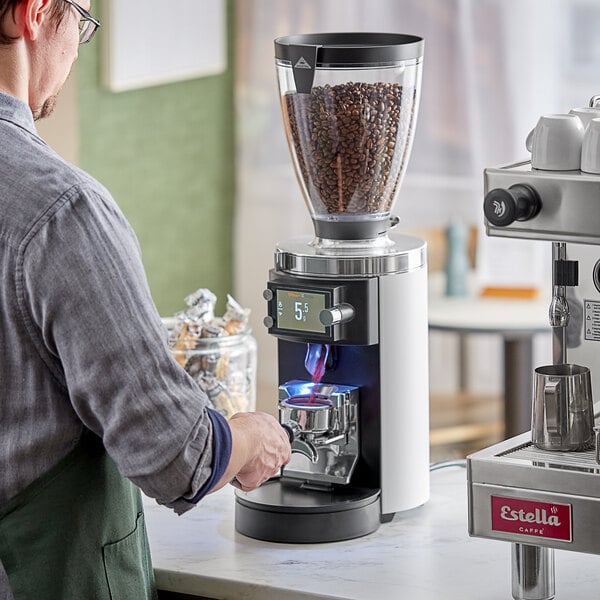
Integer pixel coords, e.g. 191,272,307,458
234,33,430,543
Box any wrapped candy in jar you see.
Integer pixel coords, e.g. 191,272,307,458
162,293,257,419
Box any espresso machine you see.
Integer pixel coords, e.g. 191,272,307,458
234,33,430,543
468,96,600,598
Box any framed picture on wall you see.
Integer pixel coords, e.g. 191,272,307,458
101,0,226,92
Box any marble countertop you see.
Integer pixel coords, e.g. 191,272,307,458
144,466,600,600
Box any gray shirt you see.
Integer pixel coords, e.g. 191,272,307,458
0,93,228,514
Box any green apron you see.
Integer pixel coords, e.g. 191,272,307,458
0,431,158,600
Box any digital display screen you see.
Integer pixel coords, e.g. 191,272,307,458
276,289,327,333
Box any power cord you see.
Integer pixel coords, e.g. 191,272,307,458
429,459,467,471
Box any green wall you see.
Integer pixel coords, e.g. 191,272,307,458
77,2,235,317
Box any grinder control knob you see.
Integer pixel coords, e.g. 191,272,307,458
319,303,355,327
484,183,542,227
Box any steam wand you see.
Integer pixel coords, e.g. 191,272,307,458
548,242,578,364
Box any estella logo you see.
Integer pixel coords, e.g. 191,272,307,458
499,504,561,526
491,496,572,542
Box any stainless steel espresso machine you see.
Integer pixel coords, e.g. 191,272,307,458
234,33,430,543
468,97,600,598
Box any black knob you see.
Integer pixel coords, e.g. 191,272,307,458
484,183,542,227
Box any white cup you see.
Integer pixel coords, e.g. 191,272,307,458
581,118,600,174
526,114,584,171
569,106,600,129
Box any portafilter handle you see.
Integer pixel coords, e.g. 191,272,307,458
281,422,318,463
281,422,295,443
230,422,317,489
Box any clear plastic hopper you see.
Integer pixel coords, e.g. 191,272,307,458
275,33,423,243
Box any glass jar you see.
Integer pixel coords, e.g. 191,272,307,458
163,317,257,418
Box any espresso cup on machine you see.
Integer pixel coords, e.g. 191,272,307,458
581,118,600,174
531,364,594,451
526,114,584,171
569,106,600,129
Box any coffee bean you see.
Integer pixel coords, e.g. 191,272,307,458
283,82,415,216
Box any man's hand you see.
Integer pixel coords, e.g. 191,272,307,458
213,411,291,493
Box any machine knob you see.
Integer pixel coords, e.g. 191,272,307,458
263,316,274,328
319,303,355,327
483,183,542,227
263,289,274,301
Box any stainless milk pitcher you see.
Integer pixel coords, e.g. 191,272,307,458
532,364,594,451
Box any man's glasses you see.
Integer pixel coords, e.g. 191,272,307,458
63,0,100,44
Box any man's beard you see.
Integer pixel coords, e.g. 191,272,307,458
32,95,58,121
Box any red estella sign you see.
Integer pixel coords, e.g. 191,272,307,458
491,496,572,542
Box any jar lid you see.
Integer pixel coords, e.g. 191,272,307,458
162,317,252,349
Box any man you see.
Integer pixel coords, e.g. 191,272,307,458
0,1,291,598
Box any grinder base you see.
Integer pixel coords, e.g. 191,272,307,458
235,478,381,543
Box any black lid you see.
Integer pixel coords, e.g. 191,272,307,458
274,32,424,67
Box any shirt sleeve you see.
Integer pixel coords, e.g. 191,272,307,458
18,183,231,514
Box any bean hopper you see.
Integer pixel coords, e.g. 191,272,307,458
234,33,430,543
468,96,600,598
